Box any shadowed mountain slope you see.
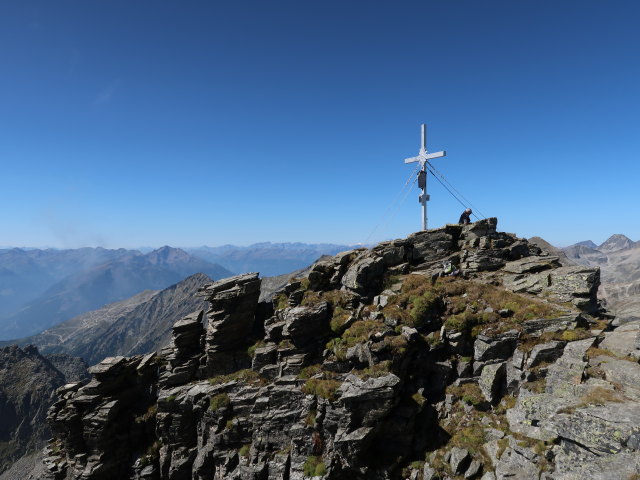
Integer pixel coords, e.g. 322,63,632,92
0,247,137,320
0,345,88,474
12,273,212,366
0,248,231,340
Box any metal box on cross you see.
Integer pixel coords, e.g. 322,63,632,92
404,124,446,230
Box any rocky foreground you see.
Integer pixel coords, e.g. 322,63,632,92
41,219,640,479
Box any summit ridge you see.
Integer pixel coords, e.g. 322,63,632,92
40,219,640,480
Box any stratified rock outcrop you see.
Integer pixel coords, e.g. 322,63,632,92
43,218,640,480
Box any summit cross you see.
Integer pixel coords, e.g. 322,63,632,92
404,124,446,231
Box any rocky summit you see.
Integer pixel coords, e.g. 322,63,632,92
41,219,640,479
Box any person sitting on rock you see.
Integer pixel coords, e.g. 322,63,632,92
459,208,472,225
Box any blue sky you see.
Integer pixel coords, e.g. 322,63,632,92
1,1,639,248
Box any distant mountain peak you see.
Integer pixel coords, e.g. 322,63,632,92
599,234,634,253
573,240,598,249
145,246,192,264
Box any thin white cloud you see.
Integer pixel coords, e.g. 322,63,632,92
93,79,122,105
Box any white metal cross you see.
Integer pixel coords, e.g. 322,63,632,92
404,124,446,230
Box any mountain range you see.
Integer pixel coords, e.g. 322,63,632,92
0,247,137,319
4,267,304,366
1,225,640,478
184,242,351,276
31,218,640,480
0,242,351,340
561,234,640,319
9,273,210,365
0,247,232,339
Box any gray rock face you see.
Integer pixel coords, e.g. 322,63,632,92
462,217,498,239
41,218,622,480
494,445,540,479
547,266,600,310
281,302,330,346
504,266,600,313
503,256,561,274
599,319,640,359
46,354,159,480
408,224,462,263
474,331,520,363
479,362,506,405
159,311,204,388
341,253,385,295
449,446,471,474
200,273,261,375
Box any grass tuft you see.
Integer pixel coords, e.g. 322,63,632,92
208,369,266,386
209,393,231,411
303,456,327,477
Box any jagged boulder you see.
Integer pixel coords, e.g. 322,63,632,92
200,273,261,375
46,354,159,480
474,331,520,363
341,253,385,295
408,224,462,263
547,266,600,310
281,302,330,346
308,250,357,291
479,362,506,404
503,255,561,274
461,217,498,239
159,311,204,387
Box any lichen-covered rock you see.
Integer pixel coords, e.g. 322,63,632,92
547,266,600,311
449,446,471,474
525,341,566,368
341,253,385,295
599,319,640,359
479,362,506,404
474,331,520,363
503,256,561,274
281,302,330,346
461,217,498,239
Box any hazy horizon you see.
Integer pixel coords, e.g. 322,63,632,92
1,229,637,251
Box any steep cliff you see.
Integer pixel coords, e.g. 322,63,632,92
0,345,88,474
43,219,640,480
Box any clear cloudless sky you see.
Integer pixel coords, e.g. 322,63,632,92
1,1,639,248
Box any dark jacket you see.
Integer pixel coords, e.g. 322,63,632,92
459,211,471,225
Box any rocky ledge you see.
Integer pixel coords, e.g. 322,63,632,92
42,219,640,479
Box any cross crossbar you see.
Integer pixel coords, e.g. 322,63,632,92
403,123,447,231
404,151,446,164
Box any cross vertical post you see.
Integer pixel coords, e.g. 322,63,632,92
404,124,447,231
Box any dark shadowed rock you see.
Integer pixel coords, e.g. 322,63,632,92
0,345,85,474
200,273,261,375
